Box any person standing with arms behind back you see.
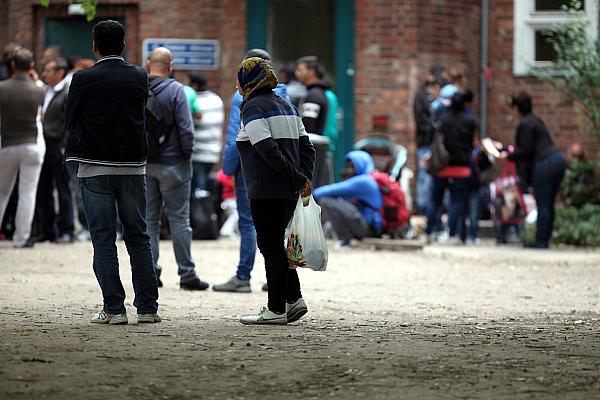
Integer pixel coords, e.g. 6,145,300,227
0,48,45,249
64,20,160,324
236,57,316,325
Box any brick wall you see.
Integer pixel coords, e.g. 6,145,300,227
355,0,481,169
488,0,600,158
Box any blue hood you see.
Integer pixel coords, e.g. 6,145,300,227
345,150,374,175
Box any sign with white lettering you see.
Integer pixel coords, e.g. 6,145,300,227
142,38,220,70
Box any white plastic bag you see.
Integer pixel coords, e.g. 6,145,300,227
286,195,328,271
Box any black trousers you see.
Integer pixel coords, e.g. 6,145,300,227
36,147,74,238
250,198,302,314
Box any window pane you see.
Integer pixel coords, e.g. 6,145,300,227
535,0,584,11
535,31,557,61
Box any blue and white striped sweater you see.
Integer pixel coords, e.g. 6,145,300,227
236,90,316,200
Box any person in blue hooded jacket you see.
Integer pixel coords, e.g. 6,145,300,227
214,49,292,293
313,150,383,247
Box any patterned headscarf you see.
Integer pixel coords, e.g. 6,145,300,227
237,57,279,101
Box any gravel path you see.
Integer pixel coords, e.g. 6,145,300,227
0,240,599,399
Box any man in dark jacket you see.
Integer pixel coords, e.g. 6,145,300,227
295,56,329,135
145,47,208,291
35,57,74,244
64,20,160,325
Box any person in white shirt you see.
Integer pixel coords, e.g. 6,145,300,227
188,71,224,196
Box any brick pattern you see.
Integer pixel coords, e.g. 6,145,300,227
2,0,597,160
488,0,600,158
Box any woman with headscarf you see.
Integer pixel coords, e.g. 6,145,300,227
236,57,316,325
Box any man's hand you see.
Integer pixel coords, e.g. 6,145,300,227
298,180,313,198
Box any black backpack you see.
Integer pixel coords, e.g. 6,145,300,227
146,78,175,160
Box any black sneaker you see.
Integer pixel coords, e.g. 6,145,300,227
180,278,209,291
262,283,268,292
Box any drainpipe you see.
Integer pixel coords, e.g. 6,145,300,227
480,0,489,138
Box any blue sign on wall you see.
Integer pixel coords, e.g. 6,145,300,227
142,38,220,70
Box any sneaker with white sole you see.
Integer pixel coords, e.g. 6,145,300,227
91,311,128,325
213,276,251,293
286,298,308,323
240,306,287,325
138,313,162,323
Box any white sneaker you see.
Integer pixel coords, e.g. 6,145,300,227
240,306,287,325
91,311,128,325
286,298,308,323
138,313,162,323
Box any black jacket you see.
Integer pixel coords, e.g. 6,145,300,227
441,110,475,166
43,83,68,149
64,56,149,167
299,80,329,134
413,86,433,147
508,113,558,187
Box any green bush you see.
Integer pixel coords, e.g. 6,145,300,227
552,204,600,247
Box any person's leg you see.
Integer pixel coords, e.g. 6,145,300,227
0,146,20,226
250,198,297,314
191,162,202,195
468,189,480,241
319,197,369,242
416,146,432,214
533,153,566,247
199,162,213,191
426,177,447,235
35,151,57,240
115,175,159,315
79,175,126,314
14,145,44,247
235,172,256,281
282,200,302,304
448,178,469,238
52,150,74,238
145,167,163,275
160,161,198,284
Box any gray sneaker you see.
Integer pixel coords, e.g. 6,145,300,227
91,311,128,325
138,313,162,323
286,298,308,323
213,276,251,293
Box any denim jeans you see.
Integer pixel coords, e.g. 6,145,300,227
426,176,469,237
250,198,301,314
79,175,158,315
532,151,566,247
191,161,213,193
462,188,480,241
416,146,432,214
146,161,198,284
235,169,257,281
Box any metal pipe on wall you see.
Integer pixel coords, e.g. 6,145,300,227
480,0,489,137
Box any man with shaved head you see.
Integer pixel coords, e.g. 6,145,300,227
64,20,160,325
144,47,209,291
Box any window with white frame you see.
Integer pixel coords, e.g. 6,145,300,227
513,0,599,75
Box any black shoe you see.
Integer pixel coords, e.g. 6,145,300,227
523,242,549,249
14,237,36,249
262,283,268,292
180,278,209,291
32,234,55,243
155,269,163,288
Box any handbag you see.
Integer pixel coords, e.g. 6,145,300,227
286,196,328,271
426,120,450,175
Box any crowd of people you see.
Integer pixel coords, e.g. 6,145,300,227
413,66,568,249
0,18,583,324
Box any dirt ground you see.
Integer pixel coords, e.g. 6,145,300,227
1,239,599,400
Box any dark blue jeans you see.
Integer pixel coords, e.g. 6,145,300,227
462,188,480,241
235,169,257,281
79,175,158,315
532,151,566,247
191,161,213,193
426,176,469,237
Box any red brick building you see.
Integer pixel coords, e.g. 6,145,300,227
2,0,598,170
